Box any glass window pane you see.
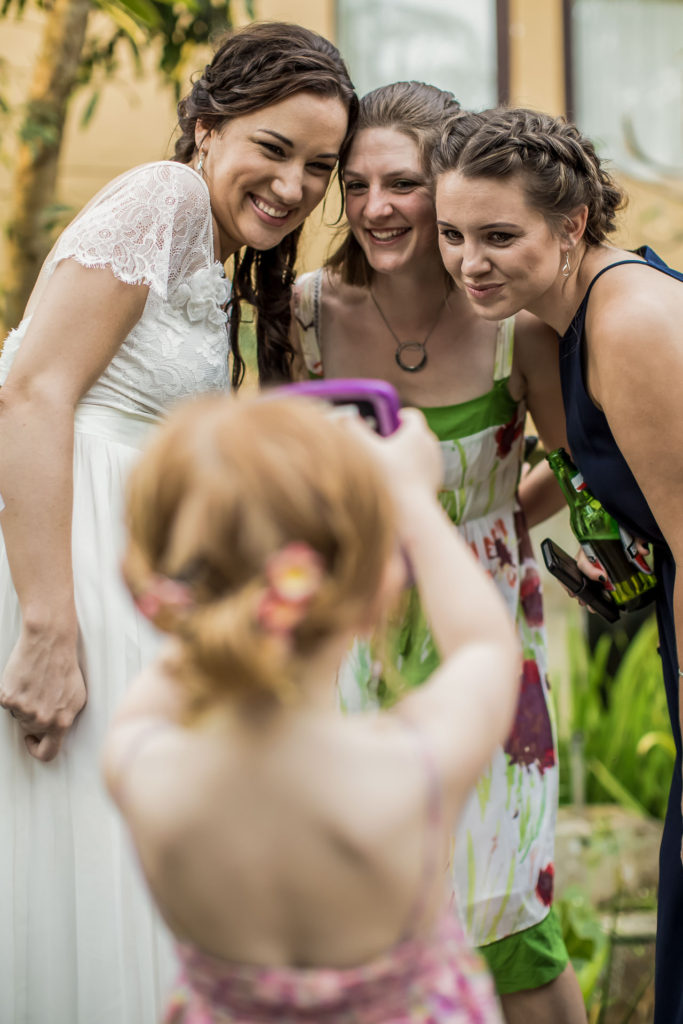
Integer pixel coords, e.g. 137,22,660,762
337,0,498,110
572,0,683,179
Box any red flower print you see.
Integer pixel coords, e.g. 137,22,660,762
504,660,556,773
520,568,544,627
495,414,523,458
494,537,514,568
536,863,555,906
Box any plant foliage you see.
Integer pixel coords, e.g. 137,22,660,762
558,613,672,820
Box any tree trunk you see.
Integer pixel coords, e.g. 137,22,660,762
4,0,92,330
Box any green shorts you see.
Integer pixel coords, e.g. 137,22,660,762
478,907,569,995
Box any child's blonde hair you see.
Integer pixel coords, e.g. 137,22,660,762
124,394,396,707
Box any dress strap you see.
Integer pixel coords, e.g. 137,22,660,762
493,316,515,382
582,258,652,308
397,714,444,940
292,268,324,377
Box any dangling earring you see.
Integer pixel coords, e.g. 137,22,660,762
561,251,572,278
197,150,205,175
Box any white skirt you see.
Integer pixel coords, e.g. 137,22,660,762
0,405,176,1024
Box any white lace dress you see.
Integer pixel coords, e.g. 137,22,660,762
0,161,230,1024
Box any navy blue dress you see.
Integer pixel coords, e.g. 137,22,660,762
559,246,683,1024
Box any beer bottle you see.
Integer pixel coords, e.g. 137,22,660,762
546,448,657,612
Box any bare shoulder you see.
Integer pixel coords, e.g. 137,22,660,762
321,269,369,316
587,263,683,363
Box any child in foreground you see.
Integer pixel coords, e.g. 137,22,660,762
103,394,520,1023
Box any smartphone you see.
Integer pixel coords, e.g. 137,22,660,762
541,537,620,623
274,379,401,436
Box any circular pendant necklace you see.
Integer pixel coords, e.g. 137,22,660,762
369,288,447,373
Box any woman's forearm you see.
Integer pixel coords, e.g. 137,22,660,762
0,381,77,634
517,460,565,529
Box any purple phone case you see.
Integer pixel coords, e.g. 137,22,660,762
274,378,401,436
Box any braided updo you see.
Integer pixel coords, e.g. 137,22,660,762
173,23,358,387
432,107,624,246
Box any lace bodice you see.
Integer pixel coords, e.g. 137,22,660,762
0,162,230,418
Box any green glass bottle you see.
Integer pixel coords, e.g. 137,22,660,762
546,448,657,612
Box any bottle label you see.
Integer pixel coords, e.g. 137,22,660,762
618,525,655,575
581,541,615,591
571,472,587,492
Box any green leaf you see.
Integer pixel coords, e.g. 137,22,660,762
79,89,101,128
99,0,162,30
637,730,676,759
586,757,649,817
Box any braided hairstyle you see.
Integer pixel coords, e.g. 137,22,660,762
327,81,462,286
123,394,395,710
174,22,358,386
432,107,624,246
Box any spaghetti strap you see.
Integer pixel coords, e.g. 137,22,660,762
397,715,444,940
582,258,652,307
493,317,515,382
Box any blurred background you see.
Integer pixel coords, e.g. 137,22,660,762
1,1,682,1018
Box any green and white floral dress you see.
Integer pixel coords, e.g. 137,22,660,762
294,270,559,948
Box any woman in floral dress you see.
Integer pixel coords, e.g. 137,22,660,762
290,82,585,1024
0,23,356,1024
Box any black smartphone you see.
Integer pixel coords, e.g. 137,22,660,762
541,537,620,623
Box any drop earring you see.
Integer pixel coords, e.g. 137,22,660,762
561,251,572,278
197,150,205,174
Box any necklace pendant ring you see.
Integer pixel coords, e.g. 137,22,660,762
395,341,427,373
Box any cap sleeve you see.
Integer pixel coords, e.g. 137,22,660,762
47,162,214,301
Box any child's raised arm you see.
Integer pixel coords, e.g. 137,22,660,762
368,410,521,801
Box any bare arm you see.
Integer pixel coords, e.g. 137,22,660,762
364,413,520,799
586,275,683,835
513,311,569,528
0,259,148,761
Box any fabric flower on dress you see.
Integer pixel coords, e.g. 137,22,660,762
256,543,324,637
173,262,230,327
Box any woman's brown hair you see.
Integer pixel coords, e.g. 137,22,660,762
124,394,395,708
431,106,624,246
174,22,358,386
326,81,461,287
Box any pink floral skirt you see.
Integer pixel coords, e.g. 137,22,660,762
162,912,503,1024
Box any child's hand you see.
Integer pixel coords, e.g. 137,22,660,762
346,408,443,507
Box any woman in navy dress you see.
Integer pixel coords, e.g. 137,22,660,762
430,106,683,1024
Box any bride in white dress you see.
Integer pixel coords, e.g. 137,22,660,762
0,22,356,1024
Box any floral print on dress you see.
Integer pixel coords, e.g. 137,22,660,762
504,660,556,774
339,363,559,947
164,913,504,1023
495,412,523,459
535,864,555,907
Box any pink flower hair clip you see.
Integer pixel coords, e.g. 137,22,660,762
256,542,324,637
134,574,194,624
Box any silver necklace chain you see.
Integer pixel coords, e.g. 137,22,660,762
369,287,447,373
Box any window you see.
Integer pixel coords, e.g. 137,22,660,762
336,0,506,110
566,0,683,180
